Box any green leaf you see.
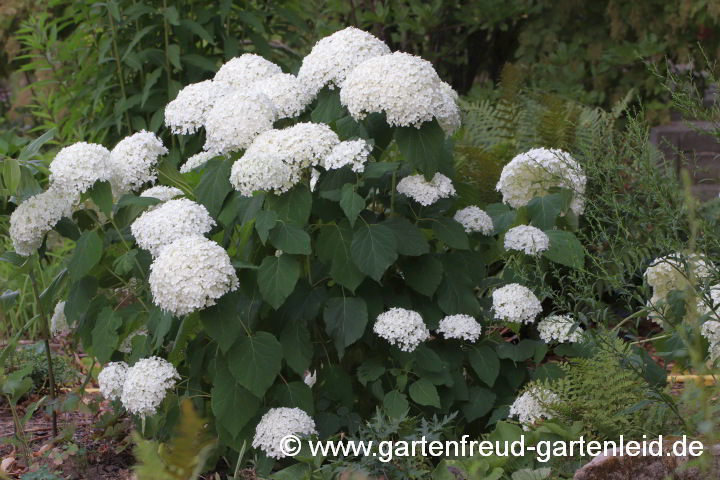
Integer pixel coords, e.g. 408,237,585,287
167,43,182,70
267,184,312,225
39,269,68,314
436,256,480,316
399,255,442,297
383,390,409,418
432,217,469,250
200,291,247,353
316,222,365,291
486,203,516,235
542,230,585,268
255,210,277,244
65,276,98,325
339,184,365,227
257,255,300,309
183,54,219,72
91,308,122,364
351,223,397,282
141,67,163,107
68,231,102,282
268,221,311,255
280,319,313,376
3,158,21,194
462,386,497,421
469,345,500,387
194,158,232,218
115,194,161,209
496,339,539,363
88,180,113,217
408,379,440,408
527,193,565,230
311,87,345,124
18,129,55,161
394,119,452,178
323,297,368,356
211,366,260,438
272,382,314,414
383,217,429,256
228,332,283,398
179,18,216,44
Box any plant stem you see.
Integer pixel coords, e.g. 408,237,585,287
390,171,396,214
28,268,58,437
107,8,133,134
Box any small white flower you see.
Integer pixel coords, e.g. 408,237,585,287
303,370,317,388
396,173,455,206
504,225,550,255
491,284,543,324
10,187,76,256
373,308,430,352
436,314,482,342
140,186,184,203
454,206,493,234
49,142,112,196
252,407,317,459
50,301,70,336
98,361,129,402
214,54,282,88
537,315,584,343
120,357,179,417
323,139,372,173
509,384,556,430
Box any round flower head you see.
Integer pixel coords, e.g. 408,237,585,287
50,301,70,336
373,308,430,352
140,185,184,203
396,173,455,206
323,139,372,173
436,314,482,342
120,357,179,417
204,90,277,154
298,26,390,98
131,198,215,257
214,54,282,88
180,151,218,173
504,225,550,255
701,319,720,344
119,327,149,354
496,148,586,215
710,341,720,365
340,52,459,132
109,130,168,195
49,142,112,196
98,361,129,402
491,284,543,324
435,82,461,134
454,206,493,234
252,407,317,459
164,80,233,135
149,236,238,316
250,73,312,119
537,315,584,343
10,187,76,256
509,384,556,430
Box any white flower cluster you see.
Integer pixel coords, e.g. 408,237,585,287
700,287,720,363
453,206,493,234
250,73,312,119
373,308,430,352
109,130,168,195
214,54,282,88
50,301,70,336
496,148,586,216
149,236,238,316
396,173,455,206
131,198,215,257
49,142,112,196
164,80,233,135
98,361,128,402
140,185,183,202
204,90,277,154
230,123,339,196
180,151,218,173
10,187,75,256
118,327,149,354
509,385,557,430
491,284,543,324
436,314,482,342
120,357,180,417
298,27,391,98
537,315,584,343
340,52,460,133
252,407,317,459
504,225,550,255
323,139,372,173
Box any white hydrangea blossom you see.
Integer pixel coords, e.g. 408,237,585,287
180,151,218,173
323,139,372,173
230,123,339,196
373,308,430,352
164,80,232,135
50,301,70,336
250,73,312,119
204,90,277,154
491,284,543,324
504,225,550,255
496,148,586,216
214,54,282,88
297,26,390,97
10,187,76,256
120,357,179,417
49,142,112,196
98,361,129,402
140,186,183,202
710,342,720,365
509,385,557,430
396,173,455,206
454,206,493,234
537,315,584,343
119,327,150,354
303,370,317,388
109,130,168,194
340,52,460,133
436,314,482,342
252,407,317,459
149,236,238,316
130,198,215,257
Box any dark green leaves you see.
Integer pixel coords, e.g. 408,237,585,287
269,222,311,255
68,231,102,282
351,223,397,282
267,184,312,225
462,386,497,421
87,180,113,217
399,255,442,297
527,193,566,230
383,217,429,256
408,379,440,408
323,297,368,356
211,366,260,437
311,87,345,124
257,255,300,309
91,307,122,364
432,218,469,250
228,332,283,398
280,319,313,376
317,221,365,291
339,184,365,227
255,210,277,244
496,339,540,363
469,345,500,387
542,230,585,268
194,157,232,218
394,119,452,178
383,391,409,418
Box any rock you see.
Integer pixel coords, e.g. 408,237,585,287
573,440,720,480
